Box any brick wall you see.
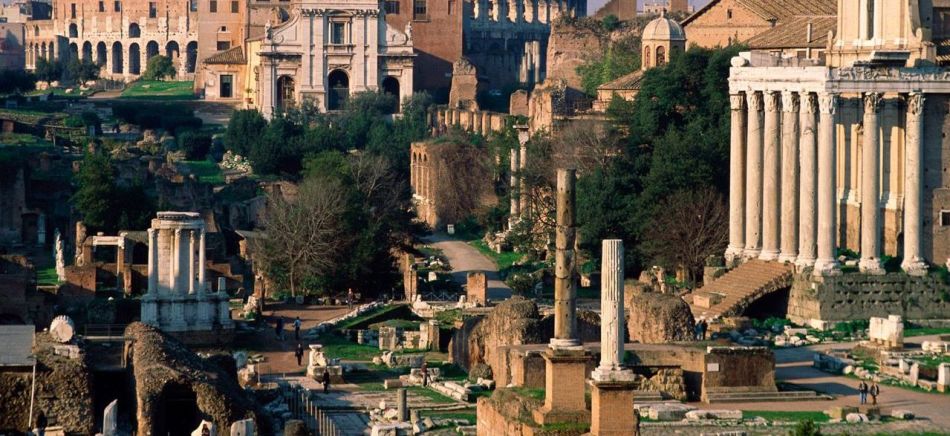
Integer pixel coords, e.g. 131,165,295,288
683,0,772,48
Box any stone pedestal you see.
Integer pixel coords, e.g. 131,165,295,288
141,294,158,326
589,381,638,436
532,348,591,425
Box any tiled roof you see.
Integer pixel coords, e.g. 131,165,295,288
746,16,836,49
203,46,245,65
684,0,836,26
0,325,34,367
935,39,950,65
598,70,645,91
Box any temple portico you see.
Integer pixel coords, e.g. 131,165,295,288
726,58,950,276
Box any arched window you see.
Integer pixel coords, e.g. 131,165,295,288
381,76,400,114
129,23,140,38
129,43,141,74
656,46,666,66
82,41,92,61
276,75,295,109
68,23,78,38
96,41,107,66
643,46,651,68
112,41,123,74
327,70,349,110
185,41,198,73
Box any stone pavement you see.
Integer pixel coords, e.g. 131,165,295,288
690,336,950,429
423,233,512,301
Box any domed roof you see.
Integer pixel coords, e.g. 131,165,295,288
642,11,686,42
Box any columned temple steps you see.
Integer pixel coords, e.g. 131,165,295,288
689,260,794,320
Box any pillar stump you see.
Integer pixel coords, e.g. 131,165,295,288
590,381,638,436
532,348,591,425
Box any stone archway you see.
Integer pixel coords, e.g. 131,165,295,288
185,41,198,73
82,41,92,61
276,75,295,110
96,41,107,66
327,70,348,111
129,43,141,75
381,76,400,113
112,41,123,74
68,42,78,61
145,41,159,62
68,23,78,38
656,46,666,66
129,23,141,38
153,383,202,436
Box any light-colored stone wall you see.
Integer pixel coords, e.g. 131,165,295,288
683,0,772,48
788,273,950,323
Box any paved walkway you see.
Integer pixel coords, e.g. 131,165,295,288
692,336,950,429
422,233,512,301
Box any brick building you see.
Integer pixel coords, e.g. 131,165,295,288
682,0,834,49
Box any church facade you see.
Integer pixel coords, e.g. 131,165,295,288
254,0,414,117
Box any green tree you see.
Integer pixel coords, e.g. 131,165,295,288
225,109,268,155
576,34,641,96
0,69,37,94
179,130,213,160
142,55,176,81
72,152,115,231
789,419,821,436
34,58,63,84
66,58,100,83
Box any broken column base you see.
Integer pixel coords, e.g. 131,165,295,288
531,347,591,425
588,380,638,436
307,365,344,383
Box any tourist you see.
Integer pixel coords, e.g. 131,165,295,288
870,382,880,405
694,321,703,341
699,320,708,340
275,317,285,340
421,361,429,387
293,316,302,340
322,369,331,393
347,288,354,309
295,343,304,366
858,381,868,404
201,423,211,436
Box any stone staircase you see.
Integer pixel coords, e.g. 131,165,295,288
703,389,831,403
689,260,794,320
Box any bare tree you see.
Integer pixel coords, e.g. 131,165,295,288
643,187,728,284
430,140,493,225
252,177,347,297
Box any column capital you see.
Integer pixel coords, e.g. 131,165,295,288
907,92,925,116
730,93,746,111
864,92,884,114
746,91,763,112
818,93,838,114
781,91,799,113
800,93,818,114
764,91,781,112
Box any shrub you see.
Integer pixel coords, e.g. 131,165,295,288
789,419,821,436
141,55,176,81
179,130,213,160
111,101,201,134
0,69,37,94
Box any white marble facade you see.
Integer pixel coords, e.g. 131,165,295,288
257,0,415,118
141,212,232,333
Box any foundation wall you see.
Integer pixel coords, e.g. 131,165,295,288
789,273,950,322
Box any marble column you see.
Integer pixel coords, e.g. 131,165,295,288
902,92,928,275
814,93,840,276
797,93,818,268
188,230,196,295
859,92,885,275
759,91,781,261
726,93,746,263
520,141,528,218
591,239,633,381
171,229,181,292
198,228,207,293
551,168,580,349
778,91,800,263
509,148,521,229
744,92,764,258
147,228,157,294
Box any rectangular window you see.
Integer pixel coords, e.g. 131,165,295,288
216,40,230,50
148,2,156,17
114,1,120,12
189,0,197,11
70,3,76,18
942,211,950,227
413,0,427,20
384,0,399,14
330,22,345,44
98,1,104,11
230,0,238,12
220,74,233,98
448,0,453,14
209,0,216,12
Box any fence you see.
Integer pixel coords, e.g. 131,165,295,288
286,383,342,436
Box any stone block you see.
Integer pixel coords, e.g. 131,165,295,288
384,379,403,389
845,413,869,423
466,272,488,305
826,406,858,420
647,403,694,421
692,292,723,309
685,409,743,421
532,349,592,425
891,409,915,420
590,381,638,435
938,363,950,392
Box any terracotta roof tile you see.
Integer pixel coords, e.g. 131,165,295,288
684,0,836,26
746,15,836,49
598,70,645,91
203,46,245,65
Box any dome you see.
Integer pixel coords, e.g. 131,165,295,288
642,12,686,42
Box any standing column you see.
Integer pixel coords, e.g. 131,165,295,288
859,92,885,274
520,137,528,218
744,91,764,258
591,239,630,378
759,91,782,261
509,148,521,229
198,227,207,293
171,229,181,292
551,168,580,349
779,91,800,263
725,93,746,264
797,93,819,268
815,93,840,276
188,230,196,295
147,228,157,294
902,92,928,275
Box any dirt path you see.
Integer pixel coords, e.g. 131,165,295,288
422,233,512,301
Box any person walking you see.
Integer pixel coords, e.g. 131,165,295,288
322,369,331,393
421,361,429,387
293,316,302,341
699,320,708,340
869,382,880,406
295,343,304,366
275,317,285,340
858,381,868,404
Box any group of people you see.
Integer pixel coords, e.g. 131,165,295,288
857,381,881,405
694,319,709,341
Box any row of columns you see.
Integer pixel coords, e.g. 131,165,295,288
726,90,928,276
410,152,432,201
472,0,577,25
146,226,208,295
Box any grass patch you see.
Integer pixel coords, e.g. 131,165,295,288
743,410,830,423
36,266,60,285
916,355,950,371
428,361,468,381
508,386,545,401
539,422,589,432
369,319,421,331
315,333,379,361
120,80,196,100
905,327,950,337
28,87,93,98
407,385,456,404
469,239,523,272
182,160,225,184
0,132,54,148
336,304,412,330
